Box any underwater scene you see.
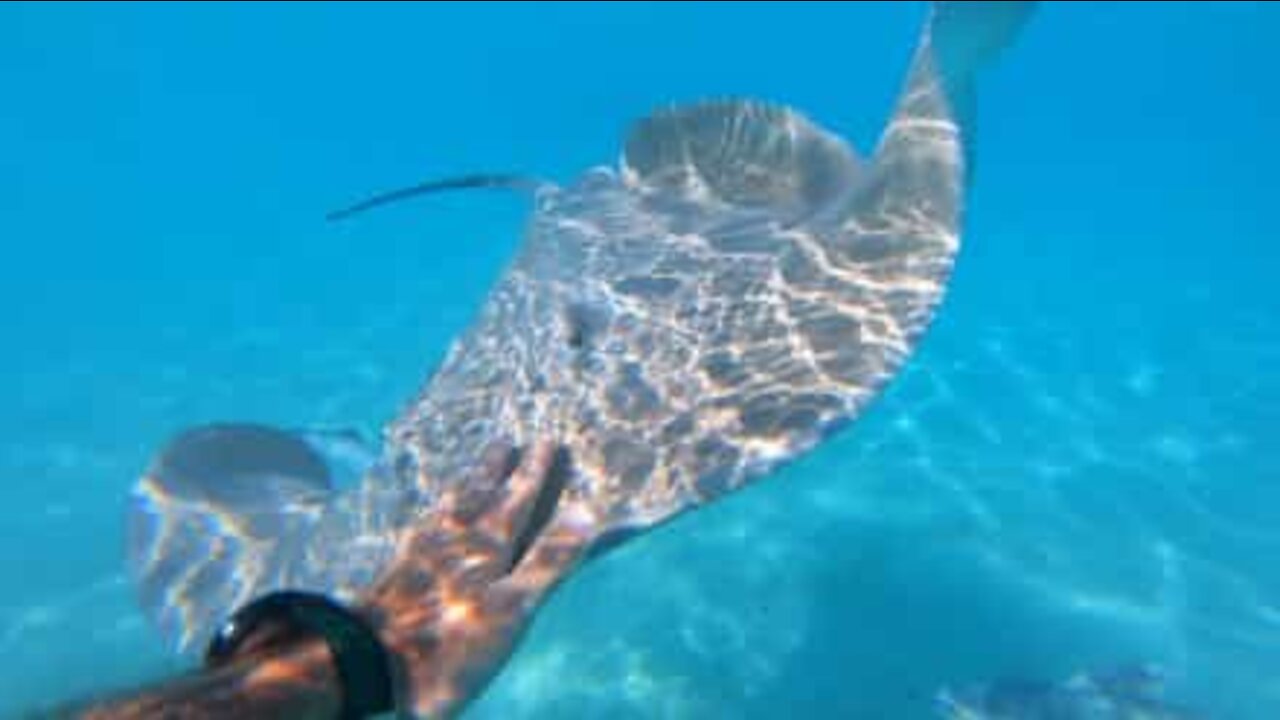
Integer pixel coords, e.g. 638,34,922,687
2,2,1277,719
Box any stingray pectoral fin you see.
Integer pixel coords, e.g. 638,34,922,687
125,422,366,654
930,1,1039,83
621,99,863,219
870,1,1038,190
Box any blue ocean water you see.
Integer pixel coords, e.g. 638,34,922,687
1,1,1277,718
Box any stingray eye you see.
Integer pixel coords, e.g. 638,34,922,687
206,590,395,718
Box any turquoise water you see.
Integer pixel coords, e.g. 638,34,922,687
2,2,1277,718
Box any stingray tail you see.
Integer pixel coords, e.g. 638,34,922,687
326,173,544,222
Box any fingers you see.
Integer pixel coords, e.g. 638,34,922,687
408,438,568,597
493,498,599,612
477,440,558,546
440,440,520,525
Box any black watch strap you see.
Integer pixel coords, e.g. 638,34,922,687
205,590,394,719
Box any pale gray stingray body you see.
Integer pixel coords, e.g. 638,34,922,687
126,0,1038,657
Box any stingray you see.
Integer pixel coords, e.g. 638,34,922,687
935,664,1208,720
57,2,1037,718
